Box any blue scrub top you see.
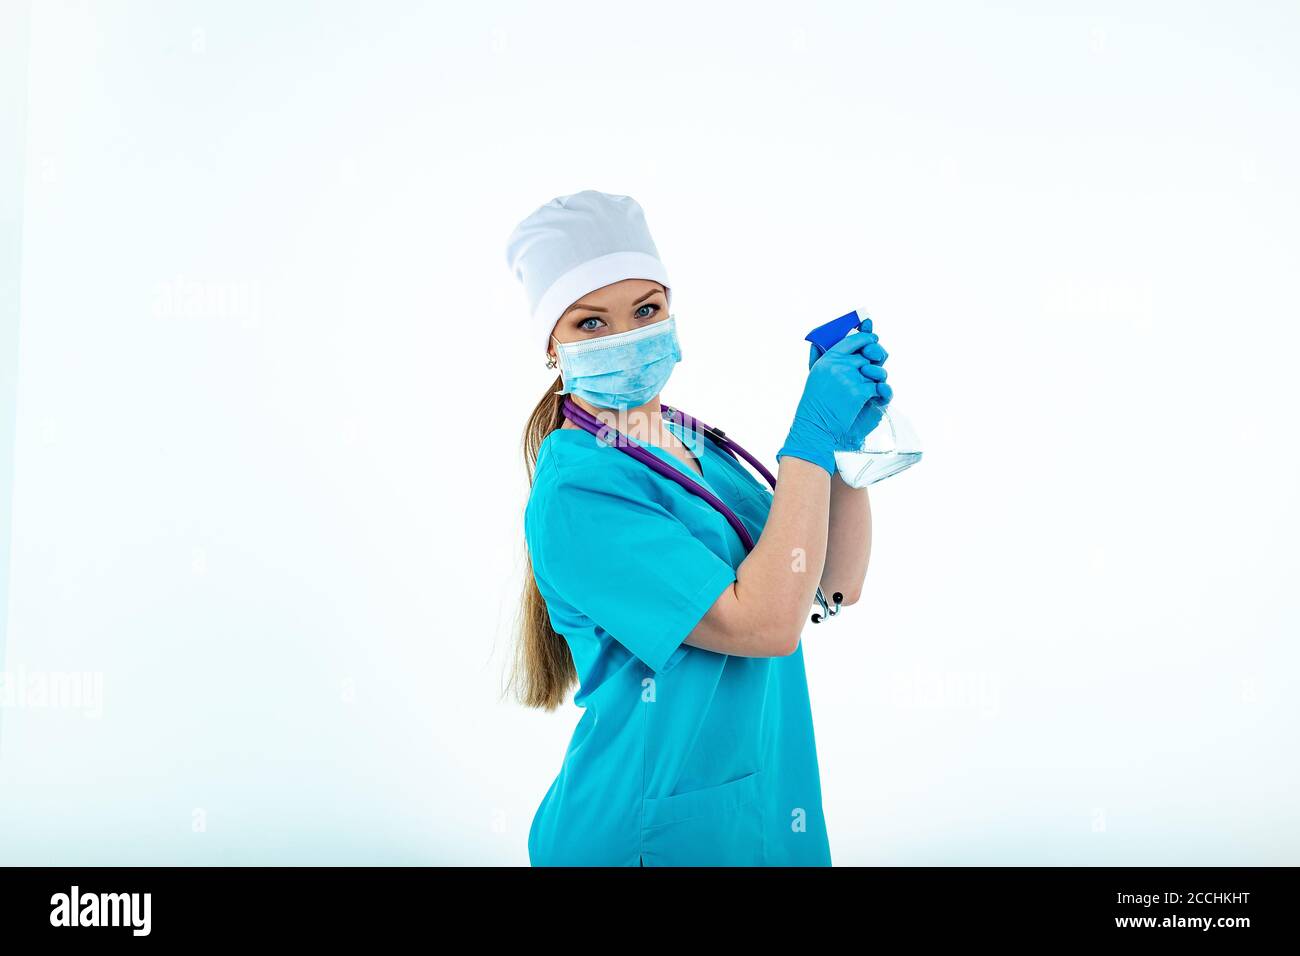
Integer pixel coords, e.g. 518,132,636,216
524,414,832,866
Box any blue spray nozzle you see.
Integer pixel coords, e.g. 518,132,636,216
805,310,864,357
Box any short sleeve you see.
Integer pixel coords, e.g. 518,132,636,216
528,471,738,673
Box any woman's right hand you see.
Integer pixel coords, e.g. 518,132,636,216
778,327,887,474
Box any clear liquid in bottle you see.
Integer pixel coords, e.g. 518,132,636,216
833,403,923,488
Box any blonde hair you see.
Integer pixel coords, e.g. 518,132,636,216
506,375,578,711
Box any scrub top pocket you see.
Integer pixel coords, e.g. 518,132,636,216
640,769,767,866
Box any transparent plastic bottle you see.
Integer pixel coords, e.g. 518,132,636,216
833,403,923,487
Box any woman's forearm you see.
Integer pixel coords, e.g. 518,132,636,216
743,457,832,650
686,456,830,658
737,456,831,648
821,475,872,605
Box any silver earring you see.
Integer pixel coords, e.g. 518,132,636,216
546,355,557,369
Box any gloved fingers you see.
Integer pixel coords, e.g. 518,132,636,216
826,329,881,357
860,342,887,364
847,376,882,406
810,333,877,368
822,347,881,377
859,362,887,384
874,382,894,405
858,316,873,334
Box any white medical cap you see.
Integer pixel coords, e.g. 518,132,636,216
505,189,672,355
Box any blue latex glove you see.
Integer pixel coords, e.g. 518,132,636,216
779,327,886,474
843,381,893,451
809,320,891,451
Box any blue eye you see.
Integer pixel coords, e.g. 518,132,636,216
576,302,659,332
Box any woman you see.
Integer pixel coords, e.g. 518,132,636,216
504,190,890,866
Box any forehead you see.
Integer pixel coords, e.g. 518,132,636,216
577,278,665,304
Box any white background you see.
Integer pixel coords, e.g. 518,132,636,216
0,0,1296,864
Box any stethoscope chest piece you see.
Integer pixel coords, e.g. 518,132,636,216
811,591,844,624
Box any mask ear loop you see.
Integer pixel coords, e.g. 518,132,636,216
549,334,567,395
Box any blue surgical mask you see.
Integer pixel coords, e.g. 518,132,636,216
552,315,681,409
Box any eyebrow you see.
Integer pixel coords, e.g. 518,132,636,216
562,287,663,318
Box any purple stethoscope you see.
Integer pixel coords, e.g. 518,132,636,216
561,395,842,623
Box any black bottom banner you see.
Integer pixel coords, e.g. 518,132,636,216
0,865,1289,944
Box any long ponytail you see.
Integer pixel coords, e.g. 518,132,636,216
507,376,578,711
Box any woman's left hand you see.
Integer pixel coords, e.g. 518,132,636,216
841,380,892,450
808,319,891,450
